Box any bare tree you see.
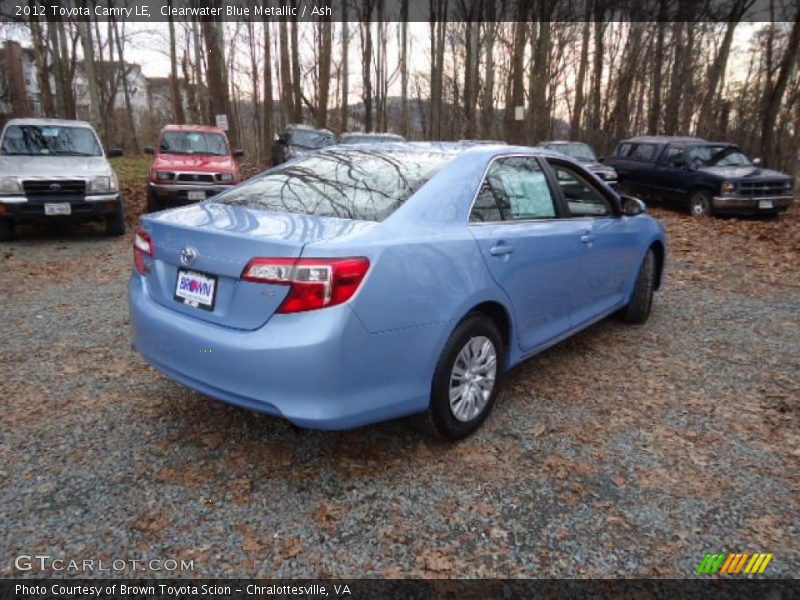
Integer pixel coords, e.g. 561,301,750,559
167,0,185,124
316,17,332,129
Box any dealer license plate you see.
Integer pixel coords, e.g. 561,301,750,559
187,190,205,201
758,200,773,209
44,203,71,216
174,268,217,311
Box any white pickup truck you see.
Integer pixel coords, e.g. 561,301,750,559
0,118,125,240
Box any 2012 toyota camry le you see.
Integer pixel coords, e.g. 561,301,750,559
129,143,666,440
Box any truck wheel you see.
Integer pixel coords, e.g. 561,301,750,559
0,219,15,242
146,189,162,213
105,203,126,236
689,190,713,217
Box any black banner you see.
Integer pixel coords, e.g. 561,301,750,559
0,0,797,23
3,579,800,600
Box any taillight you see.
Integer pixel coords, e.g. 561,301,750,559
242,257,370,313
133,227,154,275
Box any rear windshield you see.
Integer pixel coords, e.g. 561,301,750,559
1,124,102,156
288,130,336,149
217,149,454,221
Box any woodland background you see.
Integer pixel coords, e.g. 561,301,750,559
1,0,799,176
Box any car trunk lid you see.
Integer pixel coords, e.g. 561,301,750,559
141,203,371,330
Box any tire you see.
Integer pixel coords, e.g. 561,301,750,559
428,314,504,441
146,189,163,213
0,219,15,242
688,189,713,217
105,203,126,236
620,249,655,324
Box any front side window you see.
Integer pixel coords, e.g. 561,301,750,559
218,148,454,222
1,125,102,156
470,157,557,222
661,146,686,168
160,131,229,156
549,162,613,217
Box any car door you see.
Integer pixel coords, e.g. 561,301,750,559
469,156,586,353
545,159,642,326
653,145,690,199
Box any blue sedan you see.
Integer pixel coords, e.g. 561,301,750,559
129,143,666,440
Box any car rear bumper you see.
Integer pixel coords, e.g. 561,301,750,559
149,183,232,207
712,195,793,214
129,274,442,429
0,193,121,221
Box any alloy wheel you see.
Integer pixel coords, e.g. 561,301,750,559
448,336,497,422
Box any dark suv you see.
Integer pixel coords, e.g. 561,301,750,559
271,124,336,167
610,136,794,217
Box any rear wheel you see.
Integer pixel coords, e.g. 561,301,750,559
428,314,504,440
620,249,655,324
0,219,15,242
689,190,713,217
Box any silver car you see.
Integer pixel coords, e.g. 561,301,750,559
0,118,125,240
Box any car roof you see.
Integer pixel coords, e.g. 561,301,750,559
540,140,590,145
317,141,564,160
287,123,335,135
341,132,405,139
162,124,225,134
5,117,94,128
622,135,707,145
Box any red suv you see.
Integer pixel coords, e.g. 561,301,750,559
145,124,243,212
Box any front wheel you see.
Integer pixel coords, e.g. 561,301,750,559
689,190,713,217
428,314,504,440
620,249,655,324
105,203,126,236
0,219,15,242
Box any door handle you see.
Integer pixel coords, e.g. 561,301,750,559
580,234,595,244
489,244,514,256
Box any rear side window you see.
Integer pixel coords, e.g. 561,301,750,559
470,157,556,222
628,144,658,161
218,149,454,222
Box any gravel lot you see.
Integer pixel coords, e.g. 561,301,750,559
1,203,798,578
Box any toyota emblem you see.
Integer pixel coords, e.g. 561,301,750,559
49,183,61,191
180,247,198,266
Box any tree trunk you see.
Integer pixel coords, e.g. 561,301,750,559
480,15,496,138
760,15,800,166
340,2,349,131
167,3,185,124
290,13,302,122
530,17,553,143
192,19,207,122
648,5,667,134
74,12,102,130
202,16,239,148
504,2,528,145
111,17,140,153
315,18,332,129
588,9,606,143
570,18,590,138
278,21,294,125
400,0,409,137
246,19,261,160
263,22,275,156
664,22,685,135
29,15,54,117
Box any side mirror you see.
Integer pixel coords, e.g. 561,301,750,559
233,149,244,158
621,194,646,217
144,146,154,155
753,157,762,166
598,156,605,163
106,148,123,158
